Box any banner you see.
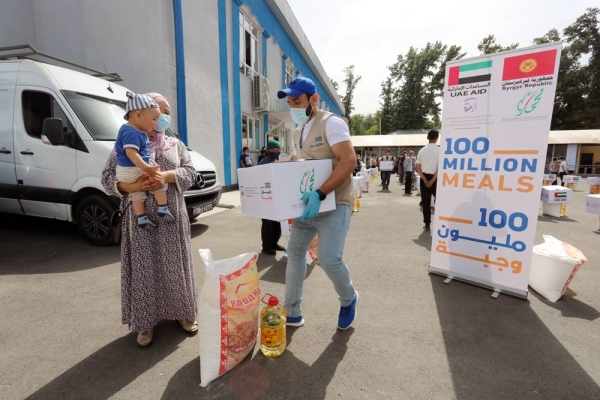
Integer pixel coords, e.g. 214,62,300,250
429,43,562,298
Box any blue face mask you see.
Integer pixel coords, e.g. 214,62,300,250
268,151,280,160
156,114,171,132
290,102,313,126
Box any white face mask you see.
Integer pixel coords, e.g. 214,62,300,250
290,102,312,125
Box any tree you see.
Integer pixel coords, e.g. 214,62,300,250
387,42,463,130
563,7,600,129
533,8,600,129
341,65,362,133
477,34,518,54
379,77,395,134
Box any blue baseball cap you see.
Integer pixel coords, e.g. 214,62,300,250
277,77,317,99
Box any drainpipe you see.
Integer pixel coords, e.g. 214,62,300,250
173,0,188,145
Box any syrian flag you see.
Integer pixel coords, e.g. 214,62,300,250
448,61,492,86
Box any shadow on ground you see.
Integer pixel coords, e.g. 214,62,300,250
0,213,121,275
529,289,600,321
26,322,188,399
162,328,354,399
256,253,316,285
430,274,600,399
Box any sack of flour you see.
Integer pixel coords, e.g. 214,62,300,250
198,249,260,387
529,236,587,302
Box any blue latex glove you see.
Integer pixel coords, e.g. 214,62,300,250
301,191,321,221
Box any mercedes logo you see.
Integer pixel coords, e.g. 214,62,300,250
195,172,205,188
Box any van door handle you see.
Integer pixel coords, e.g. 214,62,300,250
20,151,34,155
0,148,11,154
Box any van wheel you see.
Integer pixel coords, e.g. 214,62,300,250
76,195,116,246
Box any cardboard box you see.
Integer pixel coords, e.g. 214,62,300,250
541,185,572,204
588,177,600,194
238,159,336,221
563,175,581,184
543,174,556,185
586,195,600,215
379,160,394,171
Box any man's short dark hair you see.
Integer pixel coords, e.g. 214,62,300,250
242,147,249,152
559,156,564,160
552,157,558,161
427,129,439,140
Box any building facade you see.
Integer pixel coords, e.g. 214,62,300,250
0,0,343,186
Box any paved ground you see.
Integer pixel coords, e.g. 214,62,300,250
1,179,599,399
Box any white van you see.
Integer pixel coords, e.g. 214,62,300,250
0,59,221,245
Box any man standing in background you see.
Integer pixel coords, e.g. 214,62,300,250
404,150,414,195
379,149,394,191
416,130,440,231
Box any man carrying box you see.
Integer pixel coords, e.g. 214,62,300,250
279,77,358,330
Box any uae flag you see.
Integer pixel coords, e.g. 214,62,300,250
502,49,557,81
554,192,567,198
448,61,492,86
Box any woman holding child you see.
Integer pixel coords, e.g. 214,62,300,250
101,92,198,347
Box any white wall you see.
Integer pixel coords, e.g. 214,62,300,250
267,37,282,100
182,0,224,179
0,0,36,48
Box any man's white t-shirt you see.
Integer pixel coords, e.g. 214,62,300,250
292,115,350,156
559,160,568,173
416,143,440,174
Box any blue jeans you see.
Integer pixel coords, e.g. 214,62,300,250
285,204,355,318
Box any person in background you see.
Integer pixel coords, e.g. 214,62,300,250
258,147,267,164
379,149,394,191
416,130,440,231
240,146,254,168
398,151,406,183
558,156,568,186
259,140,285,255
548,157,560,185
404,150,414,195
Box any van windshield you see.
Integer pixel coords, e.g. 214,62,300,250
62,91,177,141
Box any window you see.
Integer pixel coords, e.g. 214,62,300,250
242,114,261,150
22,91,76,139
280,128,290,154
285,62,295,86
239,12,259,76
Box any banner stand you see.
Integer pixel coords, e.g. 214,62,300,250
428,266,528,299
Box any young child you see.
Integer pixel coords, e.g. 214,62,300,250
115,91,175,228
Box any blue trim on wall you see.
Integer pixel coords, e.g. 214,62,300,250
238,0,342,116
217,0,231,185
232,3,242,178
262,31,269,144
172,0,188,145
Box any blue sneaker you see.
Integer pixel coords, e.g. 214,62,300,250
137,215,156,229
158,206,175,222
286,315,305,327
338,292,359,330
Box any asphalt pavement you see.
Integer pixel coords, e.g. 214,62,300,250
1,178,599,399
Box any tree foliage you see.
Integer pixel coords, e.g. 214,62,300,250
477,34,519,54
349,8,599,132
341,65,362,133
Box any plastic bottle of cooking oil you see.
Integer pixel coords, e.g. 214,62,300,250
560,203,566,217
260,294,286,357
353,197,360,212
